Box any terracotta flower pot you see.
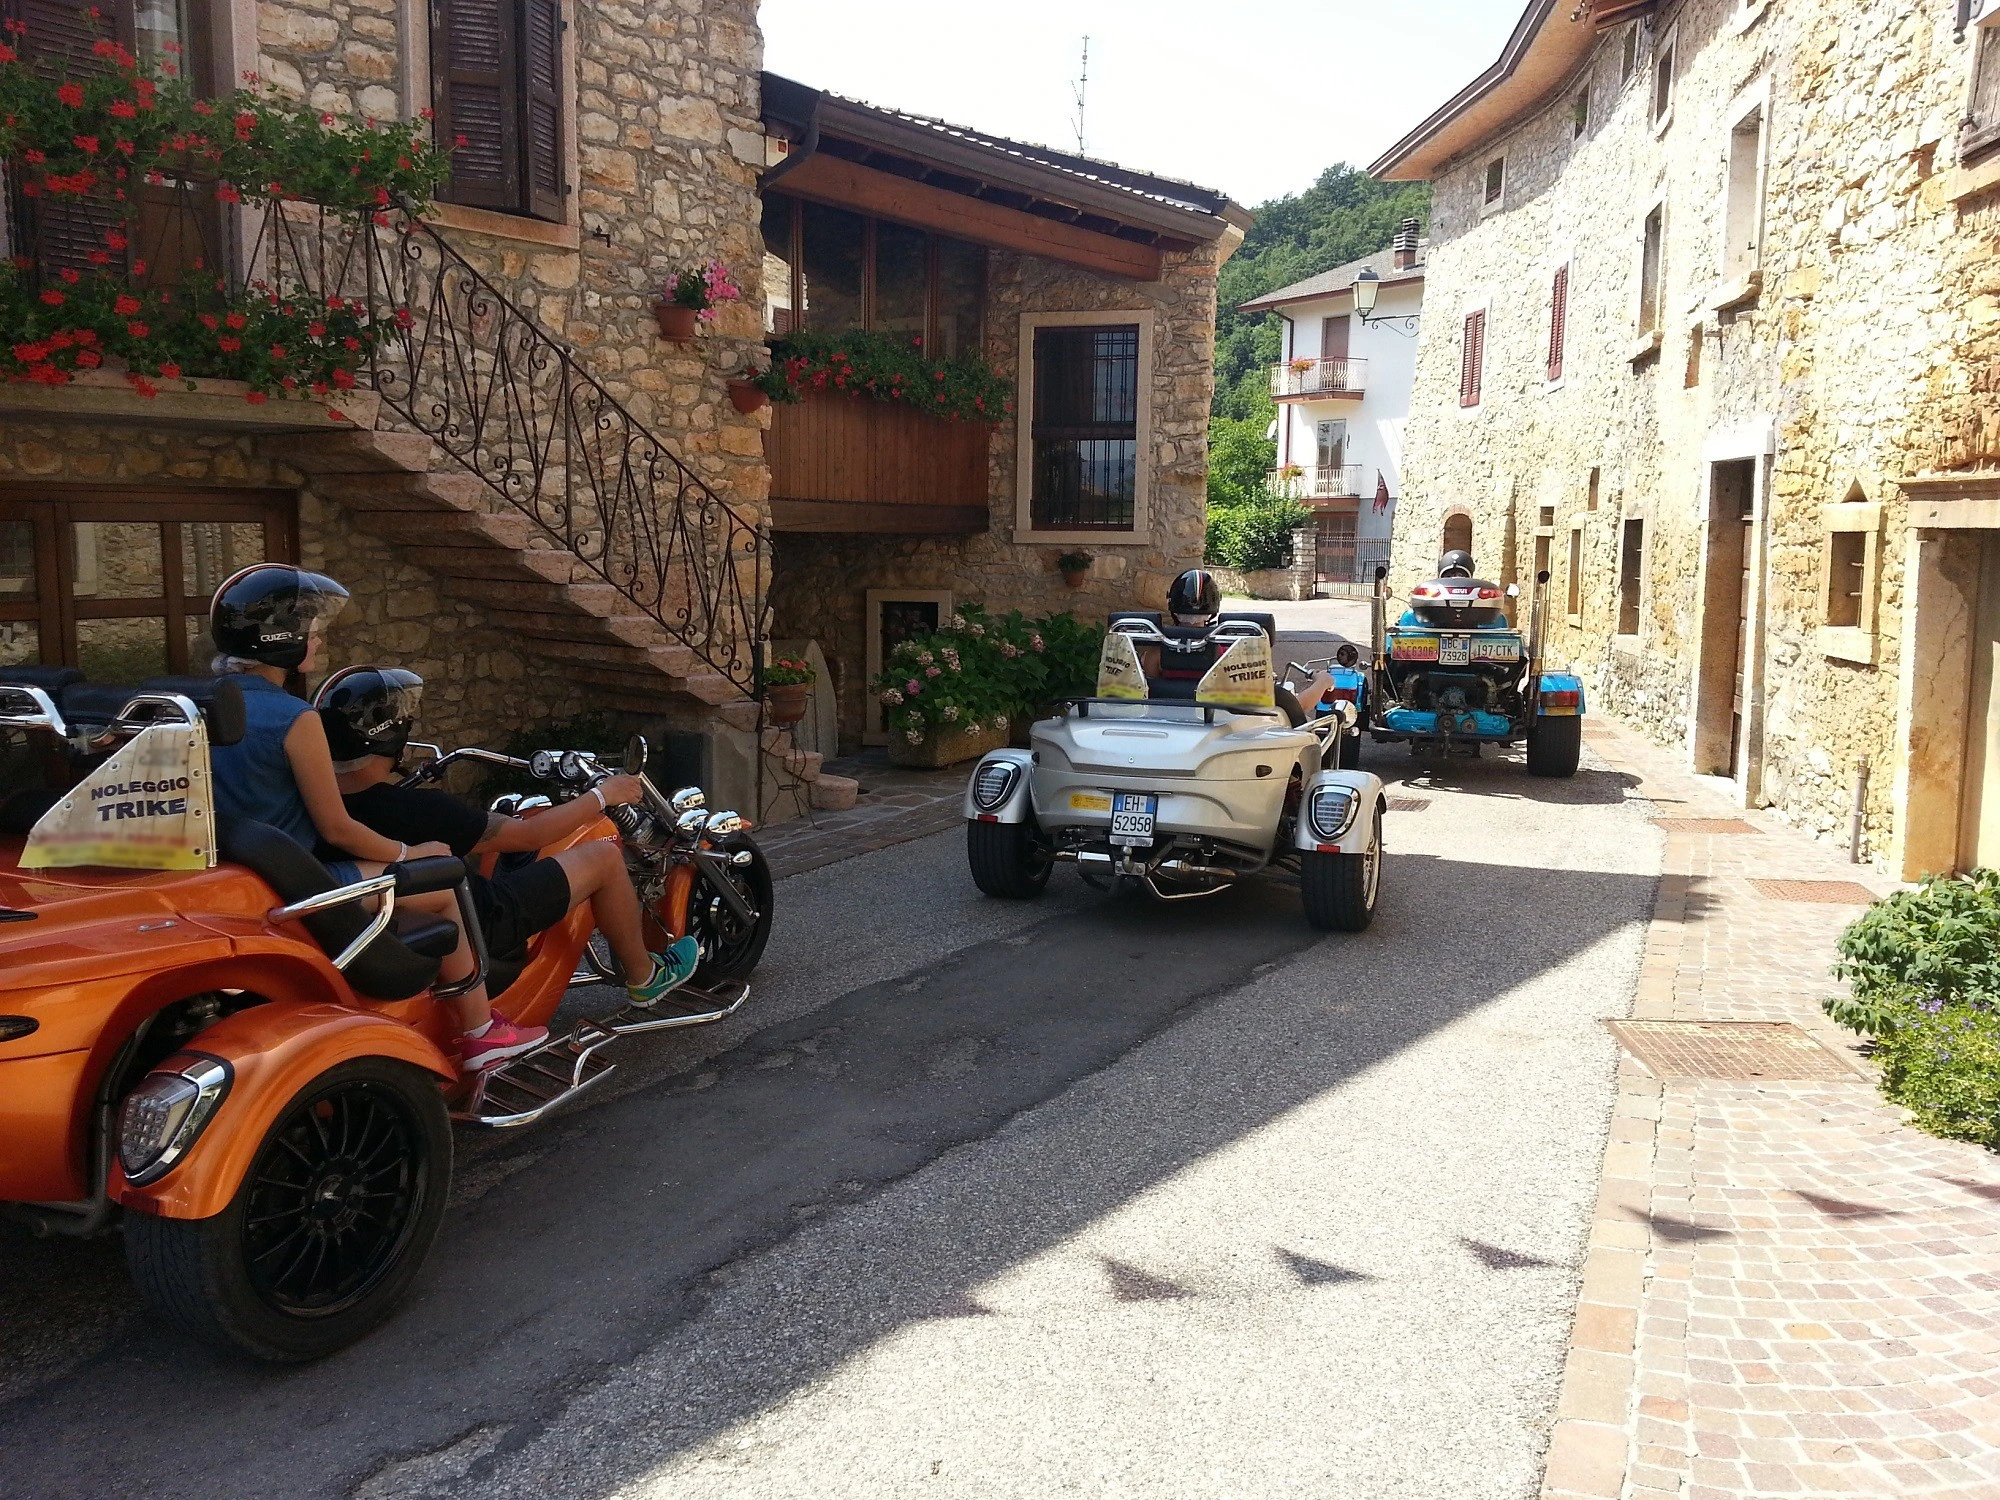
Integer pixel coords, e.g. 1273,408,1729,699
764,681,811,726
1061,568,1088,590
654,302,700,341
727,379,770,414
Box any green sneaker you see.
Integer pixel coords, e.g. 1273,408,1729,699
628,935,700,1005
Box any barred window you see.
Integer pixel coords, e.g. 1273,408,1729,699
1030,324,1139,532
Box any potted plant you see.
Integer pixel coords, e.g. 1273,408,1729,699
1288,355,1316,374
1057,550,1092,589
761,655,816,726
727,367,771,414
656,258,740,341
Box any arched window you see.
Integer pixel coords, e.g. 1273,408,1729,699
1442,513,1473,556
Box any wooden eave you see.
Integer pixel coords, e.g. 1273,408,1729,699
1367,0,1600,182
772,151,1168,282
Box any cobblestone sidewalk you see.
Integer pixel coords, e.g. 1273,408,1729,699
1543,719,2000,1499
756,749,966,880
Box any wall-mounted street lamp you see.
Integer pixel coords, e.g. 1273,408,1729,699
1352,268,1420,337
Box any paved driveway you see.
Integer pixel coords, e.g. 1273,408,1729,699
0,618,1659,1500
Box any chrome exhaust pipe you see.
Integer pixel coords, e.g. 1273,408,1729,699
1155,858,1239,882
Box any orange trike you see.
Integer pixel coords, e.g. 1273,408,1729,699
0,667,771,1360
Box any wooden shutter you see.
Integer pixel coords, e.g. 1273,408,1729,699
1459,310,1485,408
432,0,517,211
10,0,135,275
521,0,564,221
1547,265,1569,383
1321,314,1349,361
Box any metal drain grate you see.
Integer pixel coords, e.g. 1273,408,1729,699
1607,1020,1857,1080
1652,817,1761,834
1752,879,1879,905
1386,797,1430,812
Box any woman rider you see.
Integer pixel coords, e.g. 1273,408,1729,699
204,564,545,1072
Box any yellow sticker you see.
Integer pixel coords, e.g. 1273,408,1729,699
1095,631,1148,700
1069,792,1112,812
1195,634,1275,708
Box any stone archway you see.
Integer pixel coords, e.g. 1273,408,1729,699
1441,511,1473,557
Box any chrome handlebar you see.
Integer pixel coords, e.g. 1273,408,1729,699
1109,618,1268,653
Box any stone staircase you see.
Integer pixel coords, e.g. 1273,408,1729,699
262,427,857,819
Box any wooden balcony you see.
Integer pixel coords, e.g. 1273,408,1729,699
1268,358,1367,401
767,393,994,534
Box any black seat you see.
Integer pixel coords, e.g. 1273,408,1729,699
217,816,453,1001
0,666,83,693
391,909,461,961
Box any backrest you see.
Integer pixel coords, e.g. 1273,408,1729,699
216,816,443,1001
1219,611,1278,642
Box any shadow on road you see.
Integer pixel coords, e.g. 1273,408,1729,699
0,830,1657,1499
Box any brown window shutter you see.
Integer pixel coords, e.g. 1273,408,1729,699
10,0,136,275
1547,265,1569,383
1460,310,1485,408
521,0,564,222
432,0,518,211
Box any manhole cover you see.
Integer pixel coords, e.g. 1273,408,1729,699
1752,879,1879,905
1387,797,1430,812
1607,1021,1857,1080
1652,817,1760,834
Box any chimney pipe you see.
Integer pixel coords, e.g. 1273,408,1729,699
1392,217,1420,272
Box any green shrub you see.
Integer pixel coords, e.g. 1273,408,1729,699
1824,870,2000,1146
1206,497,1308,571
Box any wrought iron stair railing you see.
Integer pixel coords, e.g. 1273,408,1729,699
16,186,766,697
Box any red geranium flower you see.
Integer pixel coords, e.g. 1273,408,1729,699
127,375,158,399
126,321,147,337
217,335,241,352
158,361,180,379
307,321,326,338
39,289,63,305
214,182,241,204
244,391,267,405
331,368,356,390
56,83,83,108
224,311,246,330
108,100,135,119
114,294,142,315
105,230,127,250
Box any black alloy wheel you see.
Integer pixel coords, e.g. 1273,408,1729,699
242,1078,425,1316
125,1058,451,1362
690,839,775,982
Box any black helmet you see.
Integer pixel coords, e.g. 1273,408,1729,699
209,564,348,670
315,666,424,764
1167,568,1221,624
1438,550,1476,579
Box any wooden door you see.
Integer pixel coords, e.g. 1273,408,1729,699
1960,534,2000,870
1730,503,1753,769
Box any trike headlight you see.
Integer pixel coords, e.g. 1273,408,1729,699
118,1054,231,1186
1307,786,1360,842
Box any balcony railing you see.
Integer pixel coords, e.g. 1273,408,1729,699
1269,357,1367,399
12,185,765,696
1269,463,1366,500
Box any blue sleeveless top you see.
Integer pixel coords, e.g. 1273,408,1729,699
210,675,317,852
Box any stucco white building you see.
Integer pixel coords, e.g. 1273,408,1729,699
1238,219,1425,593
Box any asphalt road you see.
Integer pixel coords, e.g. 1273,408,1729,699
0,605,1661,1499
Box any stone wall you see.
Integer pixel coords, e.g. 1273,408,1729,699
768,243,1222,745
1395,0,1966,861
0,416,589,750
253,0,774,632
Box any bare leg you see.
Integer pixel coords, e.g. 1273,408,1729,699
376,882,492,1031
549,842,653,979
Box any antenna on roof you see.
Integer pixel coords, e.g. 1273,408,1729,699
1071,35,1089,155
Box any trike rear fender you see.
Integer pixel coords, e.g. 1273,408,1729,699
1294,770,1386,856
111,999,455,1222
963,749,1036,825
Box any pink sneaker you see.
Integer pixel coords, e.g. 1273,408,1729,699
459,1018,548,1073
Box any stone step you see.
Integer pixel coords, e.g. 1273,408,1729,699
808,773,860,811
265,429,441,474
472,604,674,651
403,544,582,585
311,469,493,516
711,700,762,733
357,509,539,550
778,748,823,781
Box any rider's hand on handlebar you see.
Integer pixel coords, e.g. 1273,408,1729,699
596,773,645,808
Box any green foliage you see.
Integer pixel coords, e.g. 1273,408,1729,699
1206,496,1309,571
1822,870,2000,1147
760,327,1013,424
1212,164,1431,423
871,603,1103,745
1207,417,1276,510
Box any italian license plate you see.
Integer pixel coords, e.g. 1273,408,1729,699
1438,635,1471,666
1110,792,1157,846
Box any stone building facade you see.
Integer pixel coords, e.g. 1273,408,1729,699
767,241,1225,742
1374,0,2000,875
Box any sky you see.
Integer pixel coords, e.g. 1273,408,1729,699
759,1,1523,208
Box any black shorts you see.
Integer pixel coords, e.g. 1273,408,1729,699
473,857,573,959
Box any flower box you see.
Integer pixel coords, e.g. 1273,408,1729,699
886,721,1008,770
